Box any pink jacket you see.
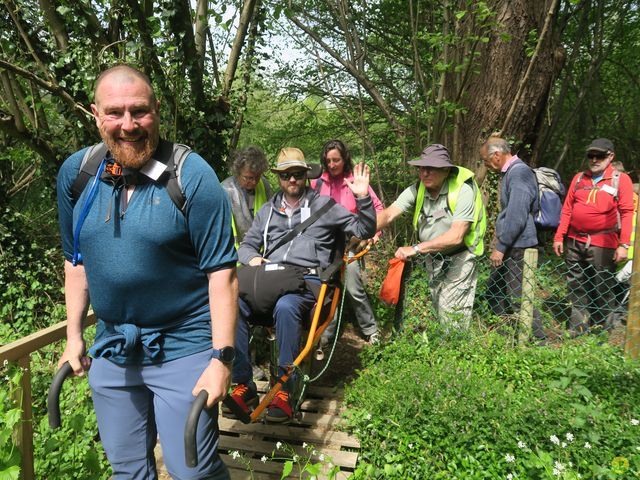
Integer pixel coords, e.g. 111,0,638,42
311,171,384,238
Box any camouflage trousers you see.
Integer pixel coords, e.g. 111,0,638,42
418,250,479,329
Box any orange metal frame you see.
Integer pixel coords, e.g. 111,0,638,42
247,245,371,422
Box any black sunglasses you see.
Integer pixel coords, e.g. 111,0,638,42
278,171,306,180
586,152,608,160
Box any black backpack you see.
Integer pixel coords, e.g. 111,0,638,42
70,139,192,212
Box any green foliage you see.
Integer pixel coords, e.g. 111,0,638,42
0,208,65,341
345,323,640,479
0,363,23,480
33,357,109,480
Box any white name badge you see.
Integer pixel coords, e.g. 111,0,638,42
300,207,311,222
265,263,283,271
140,159,167,181
601,184,617,196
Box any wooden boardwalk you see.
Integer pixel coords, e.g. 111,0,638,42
157,381,359,479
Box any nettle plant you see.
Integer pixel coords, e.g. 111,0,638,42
344,322,640,479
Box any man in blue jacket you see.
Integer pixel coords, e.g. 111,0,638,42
481,137,546,341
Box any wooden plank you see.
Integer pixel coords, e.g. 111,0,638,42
219,436,358,468
0,314,96,362
221,453,353,479
218,418,360,448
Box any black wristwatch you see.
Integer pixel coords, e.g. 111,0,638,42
211,346,236,365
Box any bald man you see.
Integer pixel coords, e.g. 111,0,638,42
56,65,236,479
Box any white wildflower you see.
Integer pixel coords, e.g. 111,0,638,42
507,474,514,480
505,453,515,463
261,455,268,463
230,450,240,460
3,359,8,366
319,453,325,462
292,455,299,462
631,419,639,426
550,435,560,445
408,443,413,449
584,442,592,449
312,450,317,456
366,413,372,420
554,461,565,474
276,441,282,450
565,432,574,442
517,441,527,449
303,442,308,449
561,442,567,448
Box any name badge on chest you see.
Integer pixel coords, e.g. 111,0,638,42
300,207,311,222
601,184,617,196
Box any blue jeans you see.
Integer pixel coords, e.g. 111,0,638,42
232,282,318,390
89,350,229,480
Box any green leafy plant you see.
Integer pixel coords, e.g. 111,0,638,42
0,361,23,480
345,322,640,479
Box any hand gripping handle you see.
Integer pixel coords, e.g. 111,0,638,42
47,362,73,429
184,391,251,467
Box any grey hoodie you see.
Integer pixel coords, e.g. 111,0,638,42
238,188,376,269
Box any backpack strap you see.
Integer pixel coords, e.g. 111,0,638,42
70,143,108,204
263,197,336,258
313,177,324,193
161,142,191,213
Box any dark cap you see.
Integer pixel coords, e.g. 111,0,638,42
586,138,614,153
407,144,454,169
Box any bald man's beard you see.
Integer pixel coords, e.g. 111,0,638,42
100,124,159,169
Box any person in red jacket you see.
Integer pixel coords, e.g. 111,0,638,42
553,138,634,335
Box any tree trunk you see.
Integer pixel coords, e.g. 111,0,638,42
447,0,562,173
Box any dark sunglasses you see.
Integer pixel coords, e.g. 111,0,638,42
586,152,608,160
278,171,306,180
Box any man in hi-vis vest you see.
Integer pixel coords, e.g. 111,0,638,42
377,144,486,328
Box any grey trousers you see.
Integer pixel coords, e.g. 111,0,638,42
564,238,616,333
485,247,546,339
422,250,478,329
321,258,378,344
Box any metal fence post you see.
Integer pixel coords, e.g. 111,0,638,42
624,207,640,359
519,248,538,345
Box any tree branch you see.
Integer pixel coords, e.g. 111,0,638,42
0,59,94,131
222,0,258,98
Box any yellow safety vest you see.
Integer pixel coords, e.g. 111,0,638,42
412,166,486,256
232,178,268,249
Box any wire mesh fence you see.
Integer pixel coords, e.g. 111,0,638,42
397,248,637,342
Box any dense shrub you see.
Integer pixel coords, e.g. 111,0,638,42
345,322,640,479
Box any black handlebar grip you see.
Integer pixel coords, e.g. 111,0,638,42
184,390,208,468
184,391,252,467
47,362,73,429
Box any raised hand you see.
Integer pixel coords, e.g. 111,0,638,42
344,162,370,198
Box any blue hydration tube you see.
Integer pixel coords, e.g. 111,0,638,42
72,158,107,266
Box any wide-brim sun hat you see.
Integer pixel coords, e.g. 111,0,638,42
407,144,455,169
272,147,322,179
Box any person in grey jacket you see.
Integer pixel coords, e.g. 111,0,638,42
481,137,546,341
228,147,376,423
221,146,273,245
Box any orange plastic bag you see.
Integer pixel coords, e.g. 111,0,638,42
379,258,406,305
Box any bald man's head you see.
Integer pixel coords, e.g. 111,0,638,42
94,65,156,106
